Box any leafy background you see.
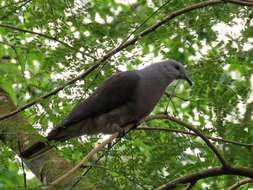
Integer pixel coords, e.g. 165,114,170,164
0,0,252,189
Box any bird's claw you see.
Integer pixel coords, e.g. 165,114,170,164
131,123,138,130
117,128,126,138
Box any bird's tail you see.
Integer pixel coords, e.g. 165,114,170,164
20,141,53,159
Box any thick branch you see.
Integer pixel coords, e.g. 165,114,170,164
137,127,253,148
157,167,253,190
1,0,252,121
146,115,229,167
227,178,253,190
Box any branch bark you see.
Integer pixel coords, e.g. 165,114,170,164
227,178,253,190
1,0,252,121
156,167,253,190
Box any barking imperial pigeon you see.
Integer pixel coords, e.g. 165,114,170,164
21,59,192,158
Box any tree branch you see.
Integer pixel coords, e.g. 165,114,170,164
0,40,28,49
146,114,229,167
50,125,133,185
227,178,253,190
137,127,253,149
1,0,252,121
50,112,232,185
156,167,253,190
47,110,252,186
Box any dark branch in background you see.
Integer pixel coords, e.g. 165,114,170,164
0,0,252,121
0,24,95,60
0,41,28,49
227,178,253,190
156,167,253,190
146,115,229,167
137,127,253,149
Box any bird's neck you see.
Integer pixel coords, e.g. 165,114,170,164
139,63,174,85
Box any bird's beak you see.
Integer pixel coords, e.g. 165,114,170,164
184,76,192,86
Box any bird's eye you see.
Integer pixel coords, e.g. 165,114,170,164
175,65,180,70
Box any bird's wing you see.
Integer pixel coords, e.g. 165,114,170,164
59,71,140,128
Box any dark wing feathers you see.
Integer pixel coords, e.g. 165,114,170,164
59,71,140,128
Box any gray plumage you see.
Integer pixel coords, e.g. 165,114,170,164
21,59,192,158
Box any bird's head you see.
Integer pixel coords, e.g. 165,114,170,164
162,59,192,86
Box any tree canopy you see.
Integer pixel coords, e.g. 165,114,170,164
0,0,253,189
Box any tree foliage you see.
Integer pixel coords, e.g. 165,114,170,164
0,0,253,189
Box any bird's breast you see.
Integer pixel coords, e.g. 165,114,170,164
133,77,168,117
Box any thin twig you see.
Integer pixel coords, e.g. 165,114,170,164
50,125,132,185
227,178,253,190
0,41,27,49
71,136,124,188
1,0,251,121
165,92,189,101
137,127,253,148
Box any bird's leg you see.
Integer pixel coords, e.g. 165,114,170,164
107,142,112,149
118,121,139,138
131,121,139,130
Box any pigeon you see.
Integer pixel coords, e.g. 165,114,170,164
21,59,192,158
